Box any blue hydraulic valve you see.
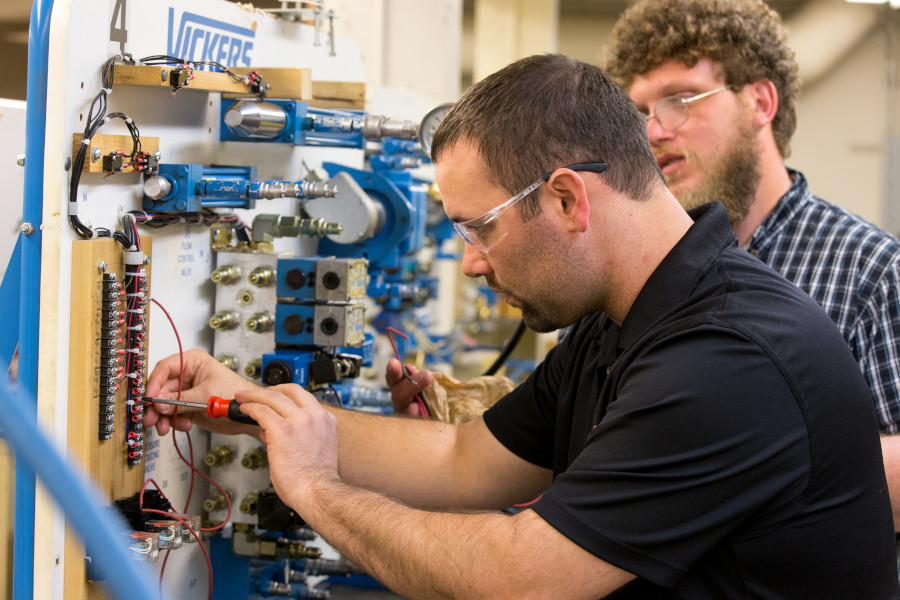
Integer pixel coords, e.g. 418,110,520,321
141,163,336,212
221,99,418,148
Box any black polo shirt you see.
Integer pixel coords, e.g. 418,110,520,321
484,202,897,598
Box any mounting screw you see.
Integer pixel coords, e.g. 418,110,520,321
161,69,168,82
63,157,72,171
98,261,108,273
20,222,35,236
91,147,102,162
17,154,24,167
143,255,151,265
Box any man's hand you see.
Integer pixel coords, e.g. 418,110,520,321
144,348,262,436
385,358,433,417
236,384,338,510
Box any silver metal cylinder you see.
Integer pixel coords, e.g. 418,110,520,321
143,176,172,200
363,114,418,140
258,180,337,199
223,100,287,138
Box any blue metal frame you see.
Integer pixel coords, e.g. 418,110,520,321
14,0,53,596
0,370,164,600
0,236,22,367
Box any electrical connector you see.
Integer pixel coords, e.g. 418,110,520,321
171,513,201,543
126,531,160,562
145,519,183,549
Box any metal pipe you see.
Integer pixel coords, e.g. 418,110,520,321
15,0,54,594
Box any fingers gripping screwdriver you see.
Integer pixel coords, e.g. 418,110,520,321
145,396,258,426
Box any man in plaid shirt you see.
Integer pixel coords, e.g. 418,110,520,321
605,0,900,527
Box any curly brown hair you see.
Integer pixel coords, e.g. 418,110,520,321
605,0,800,158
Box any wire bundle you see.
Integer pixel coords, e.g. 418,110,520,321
70,54,142,239
138,55,267,97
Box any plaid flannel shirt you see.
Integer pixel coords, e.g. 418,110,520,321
749,169,900,432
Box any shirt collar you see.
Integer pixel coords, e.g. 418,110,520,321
748,168,810,253
615,201,737,353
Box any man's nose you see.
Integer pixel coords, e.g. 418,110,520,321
646,116,674,145
460,243,493,279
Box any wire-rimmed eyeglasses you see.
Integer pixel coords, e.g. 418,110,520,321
645,86,732,132
452,162,608,253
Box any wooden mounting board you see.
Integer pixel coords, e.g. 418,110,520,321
113,63,313,100
71,134,160,174
64,237,151,599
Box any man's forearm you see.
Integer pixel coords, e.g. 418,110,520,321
325,405,549,510
880,434,900,531
295,476,632,600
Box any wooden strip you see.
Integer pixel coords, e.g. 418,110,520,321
113,64,313,100
310,80,367,110
64,237,151,599
71,134,160,174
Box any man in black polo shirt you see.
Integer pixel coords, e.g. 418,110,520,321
145,55,898,598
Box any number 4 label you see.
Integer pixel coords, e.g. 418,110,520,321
108,0,128,54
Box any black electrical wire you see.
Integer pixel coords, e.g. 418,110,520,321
138,54,267,98
69,54,142,239
482,319,527,377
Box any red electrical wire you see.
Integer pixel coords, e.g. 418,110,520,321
385,327,429,419
139,478,171,506
149,296,229,600
150,297,232,533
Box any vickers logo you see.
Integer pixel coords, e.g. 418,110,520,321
167,8,255,67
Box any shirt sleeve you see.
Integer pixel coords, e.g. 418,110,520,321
853,260,900,433
532,325,810,586
483,314,604,470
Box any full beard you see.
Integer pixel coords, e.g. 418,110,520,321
667,122,761,229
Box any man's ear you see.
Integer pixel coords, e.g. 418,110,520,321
747,80,779,128
546,170,590,233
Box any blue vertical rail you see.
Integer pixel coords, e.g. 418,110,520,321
15,0,53,597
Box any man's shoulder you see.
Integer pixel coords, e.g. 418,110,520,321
769,190,900,273
791,191,900,248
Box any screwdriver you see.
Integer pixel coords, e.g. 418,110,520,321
144,396,258,426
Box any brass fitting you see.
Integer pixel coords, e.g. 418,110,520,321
209,310,240,331
241,446,268,470
244,358,262,379
239,493,259,515
204,444,234,468
210,265,241,285
246,312,275,333
248,266,276,287
215,354,238,371
202,491,228,512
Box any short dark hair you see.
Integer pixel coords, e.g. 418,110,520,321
431,54,663,216
605,0,800,158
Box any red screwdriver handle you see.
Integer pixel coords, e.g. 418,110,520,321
207,396,258,426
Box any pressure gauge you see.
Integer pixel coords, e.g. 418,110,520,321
418,103,454,156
